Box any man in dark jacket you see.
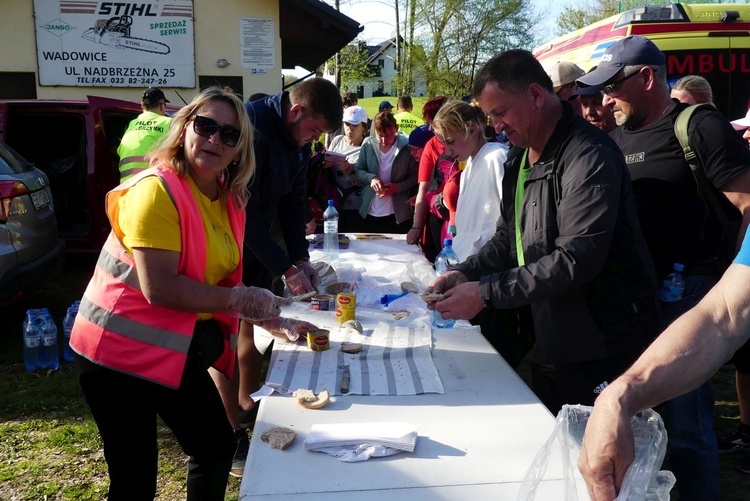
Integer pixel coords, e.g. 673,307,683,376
214,77,343,477
576,35,750,500
428,49,660,414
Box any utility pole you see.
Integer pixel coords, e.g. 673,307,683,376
334,0,341,89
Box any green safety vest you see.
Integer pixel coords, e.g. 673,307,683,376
117,111,172,182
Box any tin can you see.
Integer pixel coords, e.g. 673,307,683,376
310,294,334,311
306,329,330,351
336,292,356,323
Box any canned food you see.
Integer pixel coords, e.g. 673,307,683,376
306,329,330,351
336,292,356,323
310,294,334,311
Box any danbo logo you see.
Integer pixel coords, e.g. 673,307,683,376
41,19,75,37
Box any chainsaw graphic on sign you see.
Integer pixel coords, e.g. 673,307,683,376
82,15,170,55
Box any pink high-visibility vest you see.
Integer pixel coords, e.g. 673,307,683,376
70,165,244,388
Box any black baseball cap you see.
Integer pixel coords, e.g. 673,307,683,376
572,66,604,97
142,87,169,104
576,36,665,88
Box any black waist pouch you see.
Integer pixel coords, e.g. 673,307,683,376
187,319,224,371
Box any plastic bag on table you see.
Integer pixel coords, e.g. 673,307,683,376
311,258,364,296
399,259,437,294
517,404,675,501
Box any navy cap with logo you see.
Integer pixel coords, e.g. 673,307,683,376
576,36,665,88
408,125,434,148
142,87,169,105
378,100,393,112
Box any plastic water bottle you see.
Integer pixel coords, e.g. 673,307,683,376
62,305,78,363
323,199,340,259
38,311,59,371
659,262,685,302
433,238,460,328
23,310,41,372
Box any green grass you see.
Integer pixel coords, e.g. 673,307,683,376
357,96,429,122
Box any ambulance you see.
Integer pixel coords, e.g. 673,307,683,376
533,3,750,120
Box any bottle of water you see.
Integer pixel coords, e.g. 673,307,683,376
433,238,460,328
659,262,686,302
38,311,59,371
62,304,78,363
323,199,340,260
23,310,41,373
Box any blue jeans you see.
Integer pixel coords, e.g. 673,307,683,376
658,274,719,500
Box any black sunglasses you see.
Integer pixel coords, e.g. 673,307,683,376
601,68,655,96
189,115,241,147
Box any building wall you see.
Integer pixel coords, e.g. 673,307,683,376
0,0,284,102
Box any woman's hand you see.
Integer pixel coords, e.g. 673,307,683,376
259,317,319,342
406,227,421,245
377,183,395,198
227,285,292,321
339,160,353,175
370,177,384,194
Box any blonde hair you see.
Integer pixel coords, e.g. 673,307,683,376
148,86,255,208
672,75,713,105
432,100,486,140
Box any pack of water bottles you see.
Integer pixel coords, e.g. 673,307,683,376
23,300,80,373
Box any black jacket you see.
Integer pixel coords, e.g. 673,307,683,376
455,103,659,365
244,93,310,275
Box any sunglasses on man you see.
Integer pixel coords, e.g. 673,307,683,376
190,115,241,147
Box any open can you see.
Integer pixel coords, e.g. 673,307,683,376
306,329,330,351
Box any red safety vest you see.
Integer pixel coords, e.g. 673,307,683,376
70,165,244,388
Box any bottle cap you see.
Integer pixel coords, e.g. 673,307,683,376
443,238,453,247
674,263,685,272
328,199,334,205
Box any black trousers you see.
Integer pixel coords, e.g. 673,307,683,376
531,350,639,415
76,321,234,500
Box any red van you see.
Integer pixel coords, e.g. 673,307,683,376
0,96,143,252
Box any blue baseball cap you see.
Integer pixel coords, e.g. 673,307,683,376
576,36,665,87
379,100,393,111
408,125,434,148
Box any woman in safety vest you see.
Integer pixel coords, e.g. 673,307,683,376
70,86,317,500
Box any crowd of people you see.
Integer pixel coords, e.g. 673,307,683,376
67,33,750,500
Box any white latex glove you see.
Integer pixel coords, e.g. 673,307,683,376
260,317,319,342
227,285,291,321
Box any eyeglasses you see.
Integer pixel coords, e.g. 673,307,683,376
601,71,640,96
189,115,241,147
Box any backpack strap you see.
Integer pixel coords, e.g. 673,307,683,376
674,104,733,242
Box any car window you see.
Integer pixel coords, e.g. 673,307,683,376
0,142,33,175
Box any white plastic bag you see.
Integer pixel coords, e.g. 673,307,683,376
517,404,675,501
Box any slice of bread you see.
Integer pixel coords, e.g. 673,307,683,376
421,293,445,303
260,427,297,450
296,389,330,409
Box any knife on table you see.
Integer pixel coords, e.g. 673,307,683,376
340,365,350,394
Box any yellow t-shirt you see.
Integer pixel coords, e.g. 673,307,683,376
117,175,239,319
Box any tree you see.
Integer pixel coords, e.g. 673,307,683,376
417,0,537,96
327,39,377,92
555,0,706,36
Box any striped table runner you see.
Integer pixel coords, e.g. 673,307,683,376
265,320,444,396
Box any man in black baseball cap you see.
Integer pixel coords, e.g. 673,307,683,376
576,34,750,501
117,87,172,181
142,87,170,106
576,35,665,88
